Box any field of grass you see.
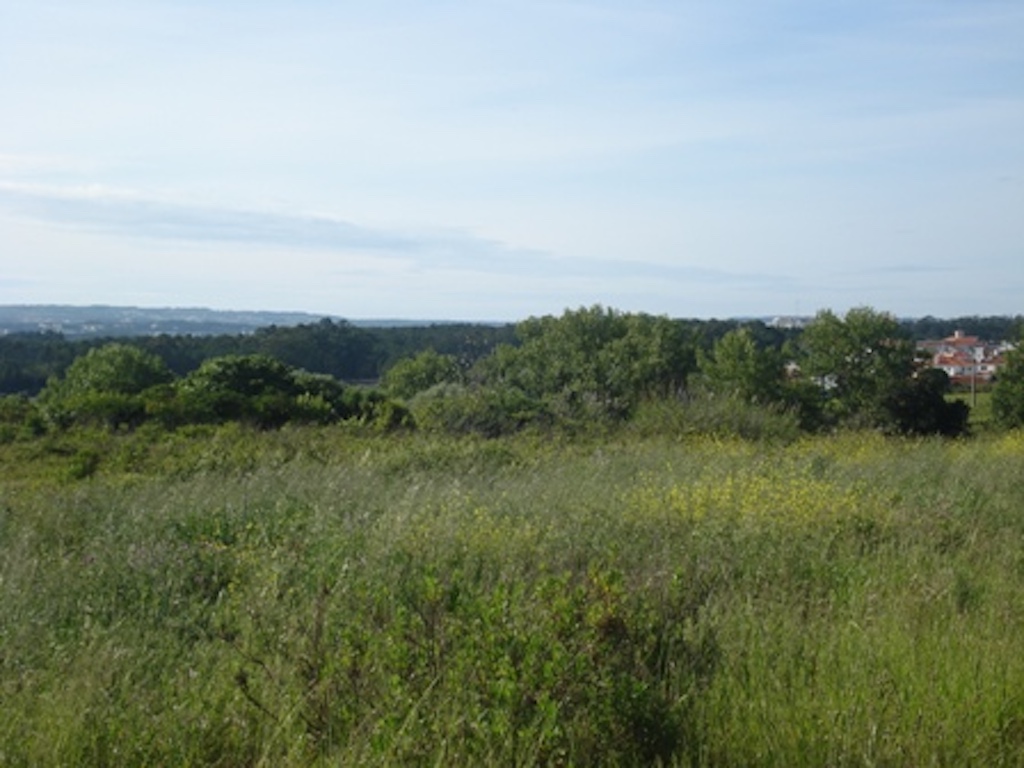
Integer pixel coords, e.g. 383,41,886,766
3,425,1024,765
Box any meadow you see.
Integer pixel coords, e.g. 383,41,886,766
2,423,1024,766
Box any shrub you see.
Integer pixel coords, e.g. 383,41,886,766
0,394,45,442
631,394,803,442
37,344,173,430
409,383,550,437
383,349,462,399
175,355,363,429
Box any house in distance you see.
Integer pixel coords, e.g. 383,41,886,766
919,330,1016,387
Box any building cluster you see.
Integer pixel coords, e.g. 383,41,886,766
918,330,1016,386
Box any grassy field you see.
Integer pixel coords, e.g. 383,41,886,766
3,425,1024,766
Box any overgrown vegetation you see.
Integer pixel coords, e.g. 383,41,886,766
2,427,1024,765
6,305,1009,440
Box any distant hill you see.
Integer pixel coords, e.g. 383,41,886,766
0,305,460,337
3,304,1019,342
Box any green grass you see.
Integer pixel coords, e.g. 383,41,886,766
3,426,1024,765
951,389,994,430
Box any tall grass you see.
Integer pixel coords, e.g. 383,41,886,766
2,426,1024,765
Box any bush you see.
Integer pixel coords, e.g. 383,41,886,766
383,349,462,399
410,383,551,437
37,344,173,430
0,394,45,442
631,394,803,442
176,356,356,429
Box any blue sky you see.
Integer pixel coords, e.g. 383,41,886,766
2,1,1021,321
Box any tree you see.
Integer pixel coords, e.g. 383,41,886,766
0,331,80,396
993,341,1024,429
882,367,969,437
42,343,173,398
176,354,301,428
383,349,461,400
170,354,405,429
796,306,968,435
0,394,45,442
250,318,384,380
479,306,695,421
798,307,917,428
37,343,173,429
696,328,785,404
371,322,517,372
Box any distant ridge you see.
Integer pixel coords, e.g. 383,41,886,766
0,304,484,337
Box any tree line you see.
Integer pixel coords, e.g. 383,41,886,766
2,306,1023,440
0,319,517,396
383,306,991,437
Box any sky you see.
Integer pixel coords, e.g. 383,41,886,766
1,1,1022,322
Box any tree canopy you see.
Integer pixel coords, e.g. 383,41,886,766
3,305,1011,439
383,349,462,400
993,340,1024,429
696,328,786,405
478,306,695,421
37,344,174,429
798,307,967,435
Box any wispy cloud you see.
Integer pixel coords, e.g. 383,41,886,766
0,182,778,288
0,183,429,252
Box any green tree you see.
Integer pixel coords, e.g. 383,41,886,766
37,343,173,429
171,354,400,429
882,367,969,437
479,306,694,421
383,349,461,400
798,307,967,435
799,308,916,428
250,318,383,380
0,331,80,396
176,354,300,428
289,370,351,424
42,343,173,398
992,341,1024,429
697,328,785,404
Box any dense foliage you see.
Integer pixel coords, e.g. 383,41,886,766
35,344,173,427
382,349,463,400
28,349,407,434
3,427,1024,765
0,319,516,395
694,327,787,404
475,306,696,423
2,304,1017,439
993,337,1024,428
797,307,969,435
